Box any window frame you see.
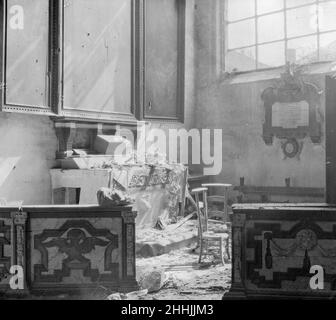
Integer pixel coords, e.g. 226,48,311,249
224,0,336,73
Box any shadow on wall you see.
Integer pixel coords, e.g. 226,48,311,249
0,113,58,205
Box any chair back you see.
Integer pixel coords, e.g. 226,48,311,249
202,183,233,222
192,187,209,236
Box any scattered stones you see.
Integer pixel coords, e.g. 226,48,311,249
107,293,122,300
97,187,134,206
126,289,149,300
137,247,231,300
136,221,198,258
137,267,169,293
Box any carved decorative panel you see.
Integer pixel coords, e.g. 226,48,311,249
33,220,119,284
246,220,336,292
226,205,336,299
0,219,11,287
0,206,137,296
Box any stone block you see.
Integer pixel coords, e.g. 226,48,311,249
94,135,132,155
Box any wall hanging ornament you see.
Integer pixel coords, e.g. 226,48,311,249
261,63,322,151
281,138,304,160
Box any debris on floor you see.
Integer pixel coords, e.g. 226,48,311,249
107,290,148,301
136,220,198,258
136,246,232,300
137,268,169,293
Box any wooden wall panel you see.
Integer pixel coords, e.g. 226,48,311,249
5,0,50,109
144,0,185,121
63,0,132,116
326,75,336,204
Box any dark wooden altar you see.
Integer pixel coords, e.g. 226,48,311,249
225,203,336,299
225,75,336,299
0,205,138,296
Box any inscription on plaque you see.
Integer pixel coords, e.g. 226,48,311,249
272,101,309,129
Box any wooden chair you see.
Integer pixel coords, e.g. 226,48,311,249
201,183,233,223
191,187,230,265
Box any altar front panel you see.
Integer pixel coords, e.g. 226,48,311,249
0,206,138,296
227,204,336,299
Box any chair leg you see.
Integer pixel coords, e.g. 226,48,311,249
199,239,203,264
205,238,209,255
220,239,225,265
226,239,231,261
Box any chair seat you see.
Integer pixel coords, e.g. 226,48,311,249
207,210,225,220
209,226,229,234
207,196,225,202
202,231,229,240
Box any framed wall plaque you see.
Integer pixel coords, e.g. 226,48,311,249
261,65,322,145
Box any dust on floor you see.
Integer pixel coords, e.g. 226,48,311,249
136,245,232,300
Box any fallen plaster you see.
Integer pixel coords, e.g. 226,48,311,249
136,220,198,258
136,247,232,300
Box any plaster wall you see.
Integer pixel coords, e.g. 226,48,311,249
194,0,327,197
0,113,58,205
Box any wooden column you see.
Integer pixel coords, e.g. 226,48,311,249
225,213,246,299
10,211,29,295
121,211,138,292
325,75,336,204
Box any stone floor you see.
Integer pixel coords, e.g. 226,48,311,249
136,246,232,300
136,220,198,257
